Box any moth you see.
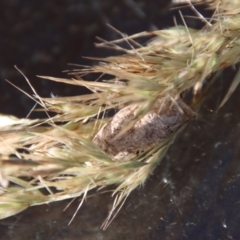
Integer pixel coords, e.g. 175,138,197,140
93,94,196,161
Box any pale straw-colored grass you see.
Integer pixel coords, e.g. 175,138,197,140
0,0,240,229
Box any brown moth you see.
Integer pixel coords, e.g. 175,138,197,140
93,94,195,161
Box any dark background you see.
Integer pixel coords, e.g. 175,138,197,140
1,1,240,240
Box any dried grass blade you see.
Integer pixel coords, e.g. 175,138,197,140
218,66,240,110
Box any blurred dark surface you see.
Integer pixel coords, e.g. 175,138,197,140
1,1,240,240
